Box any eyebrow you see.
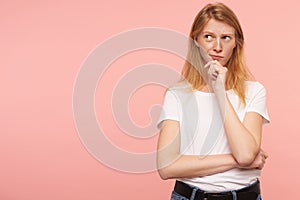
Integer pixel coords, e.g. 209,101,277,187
202,31,235,36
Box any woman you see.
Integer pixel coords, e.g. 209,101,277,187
156,3,270,200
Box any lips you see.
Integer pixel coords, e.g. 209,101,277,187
210,55,223,61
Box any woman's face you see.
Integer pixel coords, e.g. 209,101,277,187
196,18,236,66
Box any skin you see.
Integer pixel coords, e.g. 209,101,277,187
197,18,236,67
157,19,268,180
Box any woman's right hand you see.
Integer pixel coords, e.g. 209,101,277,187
204,60,228,92
238,149,268,170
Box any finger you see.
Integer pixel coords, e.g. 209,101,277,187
208,66,217,78
204,62,211,69
216,67,227,74
211,73,217,80
211,61,227,73
260,154,266,161
208,64,215,76
204,60,216,69
258,163,263,169
257,164,263,170
212,71,219,77
264,152,269,159
261,151,269,159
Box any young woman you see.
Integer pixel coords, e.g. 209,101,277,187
157,3,270,200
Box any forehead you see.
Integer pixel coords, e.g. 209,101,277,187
202,19,235,34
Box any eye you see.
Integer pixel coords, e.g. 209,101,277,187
204,34,213,41
222,36,231,41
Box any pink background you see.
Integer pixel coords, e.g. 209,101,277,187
1,0,299,199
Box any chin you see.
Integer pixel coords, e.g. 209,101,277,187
221,61,229,67
220,62,227,67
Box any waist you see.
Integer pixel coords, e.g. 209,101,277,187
179,168,261,192
174,179,261,200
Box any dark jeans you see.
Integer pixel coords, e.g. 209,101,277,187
171,180,262,200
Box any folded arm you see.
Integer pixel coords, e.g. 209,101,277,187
219,95,263,166
156,120,265,180
208,61,266,166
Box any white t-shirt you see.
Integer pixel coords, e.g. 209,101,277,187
157,81,270,192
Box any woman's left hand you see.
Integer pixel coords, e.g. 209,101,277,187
204,60,227,92
238,149,268,170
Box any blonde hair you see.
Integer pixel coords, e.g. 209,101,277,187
182,3,252,104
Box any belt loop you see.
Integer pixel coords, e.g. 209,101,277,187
190,188,198,200
231,191,237,200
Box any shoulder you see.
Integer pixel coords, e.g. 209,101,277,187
169,80,193,92
165,81,199,105
245,81,267,99
245,81,266,93
167,80,194,98
245,81,265,90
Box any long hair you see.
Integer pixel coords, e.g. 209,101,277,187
182,3,252,104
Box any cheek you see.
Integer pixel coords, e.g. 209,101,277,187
222,46,235,65
198,40,213,51
225,49,234,58
224,45,235,59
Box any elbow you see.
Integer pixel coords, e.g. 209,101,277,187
157,167,174,180
157,160,179,180
235,152,256,167
157,153,180,180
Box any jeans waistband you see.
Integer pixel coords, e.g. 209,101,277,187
174,180,261,200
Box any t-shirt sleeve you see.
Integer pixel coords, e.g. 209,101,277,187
156,90,181,129
246,83,270,125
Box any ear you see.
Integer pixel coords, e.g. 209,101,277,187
193,39,201,47
233,40,237,49
233,33,238,48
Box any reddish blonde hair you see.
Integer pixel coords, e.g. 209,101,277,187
182,3,252,104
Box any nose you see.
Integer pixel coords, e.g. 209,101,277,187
213,38,222,53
